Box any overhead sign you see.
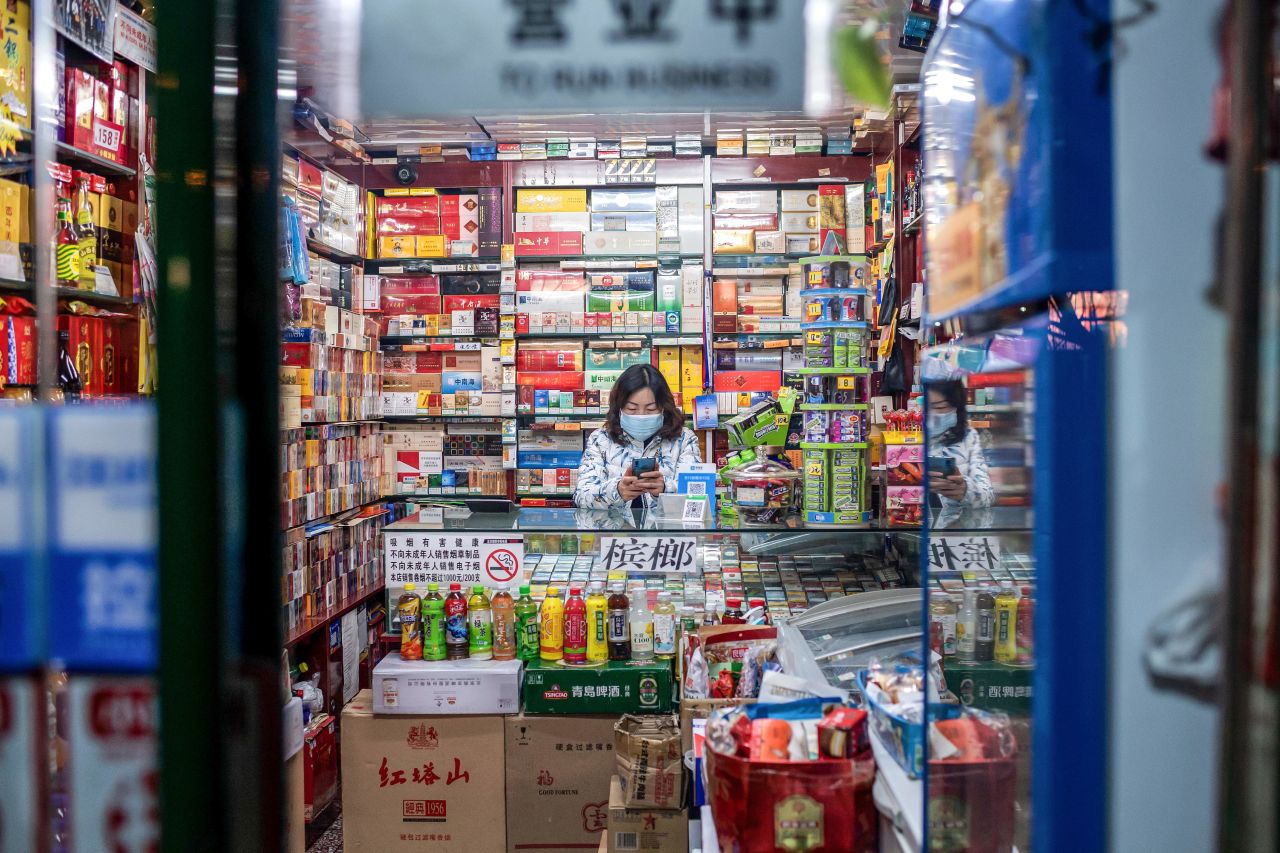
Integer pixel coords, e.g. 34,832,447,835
360,0,807,116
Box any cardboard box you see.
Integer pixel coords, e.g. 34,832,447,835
341,691,506,851
613,714,684,810
606,776,688,853
380,235,415,258
522,660,673,715
372,653,523,715
517,188,588,213
504,714,617,852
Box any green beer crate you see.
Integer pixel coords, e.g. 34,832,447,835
522,659,674,714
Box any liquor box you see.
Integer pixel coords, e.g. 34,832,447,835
341,691,506,852
504,714,618,853
521,659,674,714
371,653,523,715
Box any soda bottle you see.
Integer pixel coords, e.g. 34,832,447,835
607,582,631,661
653,592,677,660
722,598,745,625
422,582,446,661
956,589,977,663
397,583,423,661
975,586,996,662
930,592,958,657
629,584,653,661
491,585,516,661
75,176,97,289
585,582,609,663
468,585,493,660
994,584,1018,663
445,583,469,660
514,585,540,662
55,198,80,287
1015,586,1035,665
539,586,564,661
563,587,587,664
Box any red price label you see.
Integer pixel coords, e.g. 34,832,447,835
92,119,123,157
484,548,519,584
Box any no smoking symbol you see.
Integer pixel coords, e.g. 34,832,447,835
485,549,519,584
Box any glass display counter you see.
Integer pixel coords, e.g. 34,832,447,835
381,507,923,630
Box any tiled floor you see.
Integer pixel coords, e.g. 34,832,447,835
307,811,343,853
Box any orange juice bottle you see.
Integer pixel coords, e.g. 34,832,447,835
397,583,423,661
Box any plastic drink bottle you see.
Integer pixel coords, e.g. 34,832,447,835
514,585,540,662
1015,586,1035,665
55,198,80,286
607,582,631,661
445,583,469,660
540,586,565,661
491,586,516,661
563,587,587,664
975,586,996,662
930,592,958,657
397,583,423,661
585,582,609,663
653,592,677,660
76,176,98,289
747,597,769,625
422,582,446,661
956,589,977,662
468,585,493,660
629,584,654,661
994,584,1019,663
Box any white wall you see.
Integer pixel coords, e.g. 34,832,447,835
1110,0,1224,849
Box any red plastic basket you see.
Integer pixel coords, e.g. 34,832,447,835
926,757,1017,853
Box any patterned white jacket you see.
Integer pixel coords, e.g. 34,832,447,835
929,426,996,528
573,426,703,510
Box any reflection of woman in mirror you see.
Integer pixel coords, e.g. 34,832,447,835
928,380,995,527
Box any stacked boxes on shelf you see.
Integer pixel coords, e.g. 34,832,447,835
514,186,702,258
62,54,141,167
280,423,383,529
283,153,362,257
798,256,873,525
282,505,390,635
383,422,507,497
372,188,501,259
280,302,382,426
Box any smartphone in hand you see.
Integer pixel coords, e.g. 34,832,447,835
927,455,958,478
631,457,657,476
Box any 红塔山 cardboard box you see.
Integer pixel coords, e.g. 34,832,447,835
505,714,618,852
341,690,505,851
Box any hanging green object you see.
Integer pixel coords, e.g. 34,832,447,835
834,19,892,110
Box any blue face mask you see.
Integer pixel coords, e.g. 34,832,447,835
928,411,957,438
620,412,664,443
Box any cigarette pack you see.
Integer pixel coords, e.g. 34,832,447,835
514,212,590,232
514,231,583,256
712,229,755,254
516,188,588,213
582,231,657,256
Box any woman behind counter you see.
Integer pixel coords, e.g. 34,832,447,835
574,364,702,509
927,378,995,527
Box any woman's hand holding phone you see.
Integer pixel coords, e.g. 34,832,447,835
618,465,646,502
